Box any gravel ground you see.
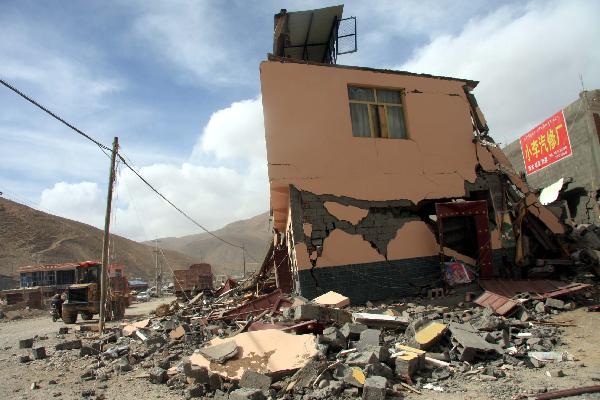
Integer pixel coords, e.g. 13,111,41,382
1,300,600,399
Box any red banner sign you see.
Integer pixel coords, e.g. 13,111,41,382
519,110,572,175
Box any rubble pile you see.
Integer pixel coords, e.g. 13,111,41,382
11,273,599,400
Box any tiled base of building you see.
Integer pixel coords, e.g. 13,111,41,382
297,256,441,304
296,249,517,304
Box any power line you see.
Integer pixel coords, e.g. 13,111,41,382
0,78,111,152
1,77,257,259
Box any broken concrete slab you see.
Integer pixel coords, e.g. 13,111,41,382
190,329,319,380
448,323,502,362
352,312,410,328
363,363,393,380
414,322,447,350
312,291,350,308
183,362,209,384
545,298,565,310
199,340,238,364
169,325,186,340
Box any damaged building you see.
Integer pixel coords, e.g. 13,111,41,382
260,6,567,304
504,89,600,225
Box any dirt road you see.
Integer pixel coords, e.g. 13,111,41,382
0,297,178,400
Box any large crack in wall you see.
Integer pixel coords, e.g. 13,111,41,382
289,186,444,260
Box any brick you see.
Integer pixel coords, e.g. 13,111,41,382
362,376,387,400
239,370,272,390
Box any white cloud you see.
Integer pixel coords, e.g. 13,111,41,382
39,182,105,228
193,97,266,163
128,1,255,87
396,0,600,144
38,96,269,241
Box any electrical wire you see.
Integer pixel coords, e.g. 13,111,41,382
1,77,260,261
0,78,111,152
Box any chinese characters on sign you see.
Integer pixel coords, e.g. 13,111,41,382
519,110,572,175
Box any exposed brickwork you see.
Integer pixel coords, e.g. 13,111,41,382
289,186,425,258
297,256,441,304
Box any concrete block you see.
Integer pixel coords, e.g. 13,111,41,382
363,363,394,380
545,298,565,309
393,344,425,377
357,329,381,349
149,367,167,384
31,347,46,360
183,361,209,384
239,370,272,390
19,338,34,349
343,366,366,388
55,339,82,351
362,376,387,400
346,351,379,367
320,327,347,351
228,388,267,400
340,322,367,340
414,322,447,350
293,304,352,323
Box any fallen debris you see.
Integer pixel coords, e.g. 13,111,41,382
312,291,350,308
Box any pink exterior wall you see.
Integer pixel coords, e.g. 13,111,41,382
260,60,479,233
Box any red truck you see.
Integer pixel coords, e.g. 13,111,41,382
173,263,213,298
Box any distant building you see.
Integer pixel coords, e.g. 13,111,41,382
504,90,600,225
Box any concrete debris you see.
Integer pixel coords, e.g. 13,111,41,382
190,329,318,380
362,375,387,400
19,338,34,348
12,223,595,400
198,340,238,364
239,370,273,390
414,321,447,350
312,291,350,308
352,312,410,328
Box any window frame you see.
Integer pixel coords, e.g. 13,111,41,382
347,85,408,139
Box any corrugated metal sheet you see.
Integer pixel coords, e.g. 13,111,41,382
480,279,591,300
475,291,520,316
18,260,101,273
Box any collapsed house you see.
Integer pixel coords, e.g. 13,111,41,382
503,89,600,225
260,5,567,304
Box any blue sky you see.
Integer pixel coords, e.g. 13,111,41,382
1,0,599,241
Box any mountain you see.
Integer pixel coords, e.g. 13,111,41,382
0,197,195,281
152,212,273,277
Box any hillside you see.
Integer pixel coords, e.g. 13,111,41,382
0,197,195,281
153,212,273,277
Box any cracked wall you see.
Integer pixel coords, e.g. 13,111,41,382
288,186,441,270
260,60,479,232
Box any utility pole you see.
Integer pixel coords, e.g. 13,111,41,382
154,239,162,297
99,137,118,333
242,245,246,278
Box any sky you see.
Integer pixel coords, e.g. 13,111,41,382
1,0,599,242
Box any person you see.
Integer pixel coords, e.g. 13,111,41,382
51,294,64,318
